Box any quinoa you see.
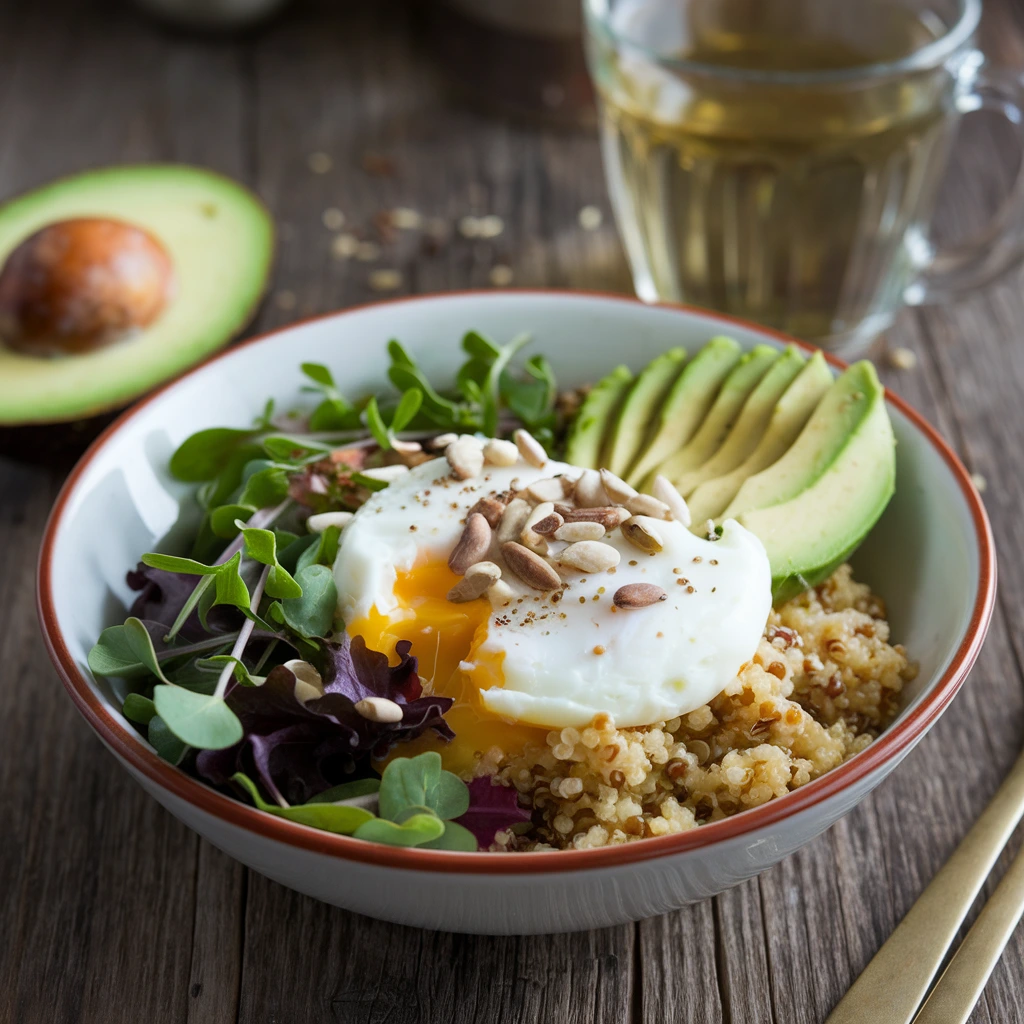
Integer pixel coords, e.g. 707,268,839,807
491,565,917,851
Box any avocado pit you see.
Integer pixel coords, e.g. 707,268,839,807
0,217,175,357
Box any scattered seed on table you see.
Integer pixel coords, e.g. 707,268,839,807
322,207,346,231
274,290,297,311
888,347,918,370
369,269,402,291
578,205,603,230
331,233,359,259
391,207,423,229
490,264,514,286
356,241,382,262
972,472,987,493
307,151,333,174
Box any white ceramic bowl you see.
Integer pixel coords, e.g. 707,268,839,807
38,291,995,935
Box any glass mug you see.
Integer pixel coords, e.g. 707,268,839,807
583,0,1024,355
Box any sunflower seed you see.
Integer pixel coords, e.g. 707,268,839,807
488,579,515,606
469,494,506,529
599,468,638,504
448,561,502,602
621,515,664,553
354,696,404,723
390,438,423,455
555,504,631,530
446,436,485,479
613,583,668,609
360,464,410,482
496,497,532,544
448,513,492,574
554,520,606,542
285,659,324,702
573,469,609,508
483,437,520,466
558,540,621,573
521,501,555,554
306,511,354,533
428,432,459,450
531,512,564,536
652,475,692,527
527,477,566,503
514,428,547,468
625,493,671,519
502,541,562,591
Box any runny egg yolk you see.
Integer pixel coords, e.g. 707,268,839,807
345,558,547,775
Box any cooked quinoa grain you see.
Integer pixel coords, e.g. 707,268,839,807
490,565,915,851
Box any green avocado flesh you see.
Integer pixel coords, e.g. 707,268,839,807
651,345,780,487
626,335,741,486
603,346,687,477
0,165,274,425
685,352,833,524
565,364,632,468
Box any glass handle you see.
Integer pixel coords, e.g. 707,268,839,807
907,62,1024,307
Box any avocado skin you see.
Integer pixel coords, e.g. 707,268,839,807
565,364,633,468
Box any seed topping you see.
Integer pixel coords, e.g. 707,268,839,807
613,583,668,609
501,541,563,591
448,512,492,574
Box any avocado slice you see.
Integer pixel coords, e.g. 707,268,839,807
564,364,633,468
673,345,807,497
627,336,741,486
603,346,687,477
0,165,273,425
686,351,833,524
721,361,884,522
736,368,895,603
652,345,780,488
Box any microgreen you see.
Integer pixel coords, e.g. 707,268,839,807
301,362,363,431
273,564,337,639
377,751,470,822
232,773,374,832
170,427,263,483
153,685,244,749
352,810,446,847
238,465,290,509
420,820,479,852
307,778,380,804
122,693,157,725
196,655,266,688
237,523,302,599
295,525,340,573
148,715,188,765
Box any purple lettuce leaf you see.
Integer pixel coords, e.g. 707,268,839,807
197,634,454,805
455,776,532,850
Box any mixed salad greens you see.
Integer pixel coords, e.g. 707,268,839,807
88,332,561,851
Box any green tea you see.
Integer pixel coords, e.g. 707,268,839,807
592,0,957,349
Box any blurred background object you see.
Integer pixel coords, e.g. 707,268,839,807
134,0,289,31
429,0,595,124
584,0,1024,355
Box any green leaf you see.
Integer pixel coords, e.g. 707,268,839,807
419,820,478,851
89,623,153,679
141,552,222,576
122,693,157,725
197,656,265,687
278,564,337,638
197,443,265,510
296,526,340,573
307,778,381,804
261,435,333,463
352,811,445,847
310,398,361,431
300,362,335,387
462,329,503,361
164,574,215,643
387,339,415,368
238,525,302,599
239,466,289,509
153,685,243,750
482,332,532,437
213,552,252,611
388,361,464,427
378,752,470,822
232,773,373,834
364,396,391,449
149,715,188,764
170,427,260,483
350,472,389,493
210,503,257,538
123,617,171,683
390,388,423,432
279,533,318,573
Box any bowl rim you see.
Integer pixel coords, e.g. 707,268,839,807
37,289,996,876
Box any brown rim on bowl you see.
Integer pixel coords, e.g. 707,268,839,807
37,290,997,875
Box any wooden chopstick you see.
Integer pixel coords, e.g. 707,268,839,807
825,748,1024,1024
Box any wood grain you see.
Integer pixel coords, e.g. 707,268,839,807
2,0,1024,1022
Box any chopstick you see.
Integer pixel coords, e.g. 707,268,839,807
912,841,1024,1024
825,747,1024,1024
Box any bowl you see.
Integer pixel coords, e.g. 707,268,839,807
37,291,995,935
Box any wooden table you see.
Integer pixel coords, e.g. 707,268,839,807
3,1,1024,1021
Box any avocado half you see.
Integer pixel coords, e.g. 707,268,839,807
0,165,273,425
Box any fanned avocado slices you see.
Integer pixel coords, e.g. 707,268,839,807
602,346,687,477
652,345,780,488
565,364,633,468
735,362,895,603
685,351,833,524
627,336,741,486
0,165,274,425
673,345,806,498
